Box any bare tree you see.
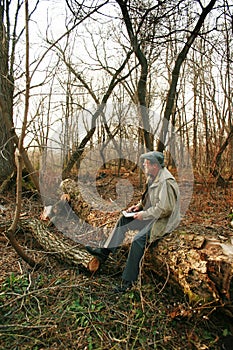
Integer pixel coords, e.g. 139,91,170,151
62,50,134,178
115,0,154,150
183,1,233,180
9,0,229,185
157,0,217,152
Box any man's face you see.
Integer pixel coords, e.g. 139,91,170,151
143,159,159,177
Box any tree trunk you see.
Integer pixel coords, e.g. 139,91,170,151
210,126,233,185
0,5,39,191
116,0,153,151
0,5,15,182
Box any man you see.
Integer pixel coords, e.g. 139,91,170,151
86,151,180,292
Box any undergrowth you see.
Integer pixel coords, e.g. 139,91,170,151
0,259,230,350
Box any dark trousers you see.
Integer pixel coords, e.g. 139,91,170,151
104,215,153,282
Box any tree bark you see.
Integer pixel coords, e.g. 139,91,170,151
0,5,15,182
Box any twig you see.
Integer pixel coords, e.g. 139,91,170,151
157,260,170,294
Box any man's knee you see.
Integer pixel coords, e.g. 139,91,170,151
131,235,147,250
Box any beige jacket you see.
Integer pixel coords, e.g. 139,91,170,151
140,168,180,242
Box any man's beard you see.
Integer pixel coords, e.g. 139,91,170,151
147,173,155,185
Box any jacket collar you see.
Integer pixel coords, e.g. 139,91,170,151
149,168,175,187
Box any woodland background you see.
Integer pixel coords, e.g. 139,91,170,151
0,0,233,349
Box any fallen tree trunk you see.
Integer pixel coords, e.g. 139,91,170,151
22,217,233,315
145,227,233,316
23,219,100,272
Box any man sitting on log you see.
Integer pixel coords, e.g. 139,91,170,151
86,151,180,293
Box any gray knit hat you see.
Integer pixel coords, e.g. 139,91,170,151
140,151,165,167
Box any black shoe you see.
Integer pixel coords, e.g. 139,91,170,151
85,246,110,263
113,280,133,293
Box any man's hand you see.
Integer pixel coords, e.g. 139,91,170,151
127,204,140,213
133,211,143,220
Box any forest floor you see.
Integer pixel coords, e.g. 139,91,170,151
0,168,233,350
